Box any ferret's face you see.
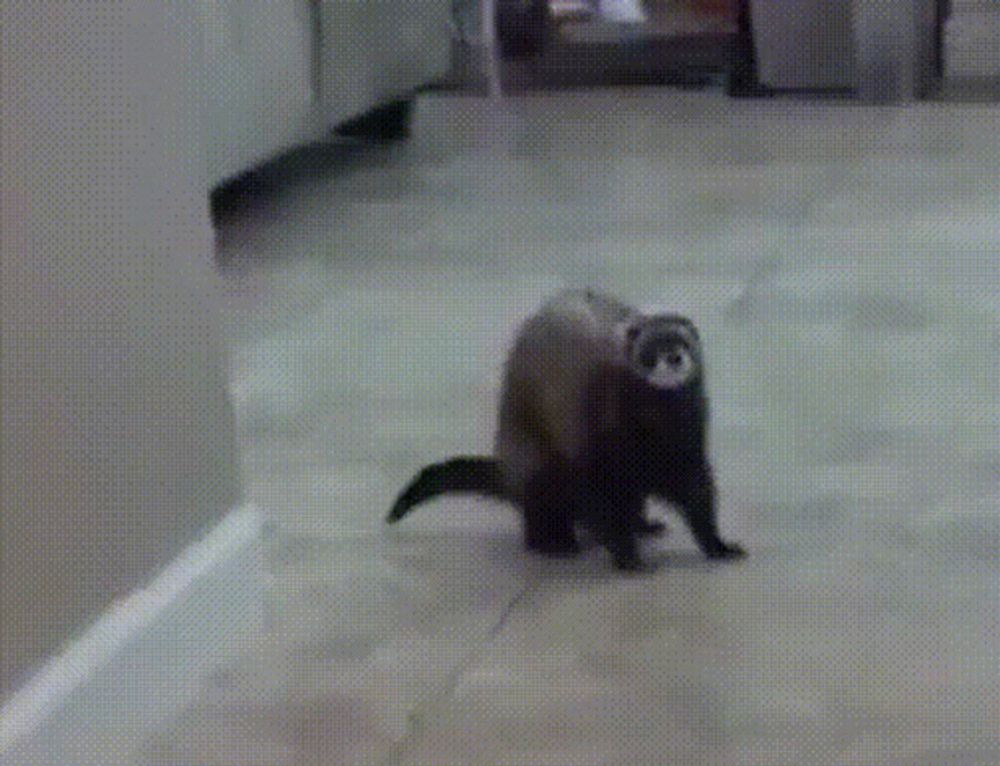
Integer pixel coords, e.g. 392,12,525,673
626,316,700,391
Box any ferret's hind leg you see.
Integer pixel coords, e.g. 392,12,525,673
589,488,646,571
577,445,648,571
521,463,580,557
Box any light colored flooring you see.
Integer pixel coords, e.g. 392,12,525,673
148,91,997,765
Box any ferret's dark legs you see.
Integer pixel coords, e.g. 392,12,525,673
637,518,667,537
522,464,580,556
593,491,646,571
578,454,648,571
666,461,745,560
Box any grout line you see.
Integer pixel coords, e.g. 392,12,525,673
382,577,535,766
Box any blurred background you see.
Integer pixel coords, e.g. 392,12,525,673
2,2,998,765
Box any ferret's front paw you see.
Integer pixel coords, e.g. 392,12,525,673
638,519,668,537
707,542,746,560
612,550,655,574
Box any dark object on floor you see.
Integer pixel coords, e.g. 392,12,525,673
497,0,554,59
727,0,771,97
387,289,745,571
335,99,414,142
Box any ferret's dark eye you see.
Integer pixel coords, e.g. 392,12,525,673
667,353,683,366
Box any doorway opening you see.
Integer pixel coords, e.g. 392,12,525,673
498,0,738,92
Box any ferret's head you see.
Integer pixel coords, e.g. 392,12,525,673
624,314,701,391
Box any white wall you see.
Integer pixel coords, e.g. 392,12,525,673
1,2,240,698
751,0,856,90
199,0,454,187
200,0,322,186
318,0,453,126
751,0,943,98
945,0,1000,78
853,0,942,100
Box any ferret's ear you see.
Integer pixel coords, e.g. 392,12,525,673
682,318,699,340
614,321,642,362
667,315,699,342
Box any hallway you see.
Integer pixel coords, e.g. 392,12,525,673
156,91,997,765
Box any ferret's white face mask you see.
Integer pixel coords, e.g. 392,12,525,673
623,316,699,391
645,346,695,390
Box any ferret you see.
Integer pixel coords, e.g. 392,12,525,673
386,288,745,571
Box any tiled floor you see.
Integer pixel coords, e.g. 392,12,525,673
148,91,998,765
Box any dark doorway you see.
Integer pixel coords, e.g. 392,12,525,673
499,0,739,92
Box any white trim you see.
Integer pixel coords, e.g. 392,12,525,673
480,0,503,100
598,0,647,25
0,503,264,766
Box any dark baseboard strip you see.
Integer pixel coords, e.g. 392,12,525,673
727,0,771,97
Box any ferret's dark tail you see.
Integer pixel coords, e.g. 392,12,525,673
386,457,504,523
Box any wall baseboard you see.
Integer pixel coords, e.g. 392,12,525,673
0,504,264,766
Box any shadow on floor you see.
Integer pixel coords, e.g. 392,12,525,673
930,76,1000,103
210,139,398,228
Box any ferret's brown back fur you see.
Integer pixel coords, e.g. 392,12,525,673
494,289,636,498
